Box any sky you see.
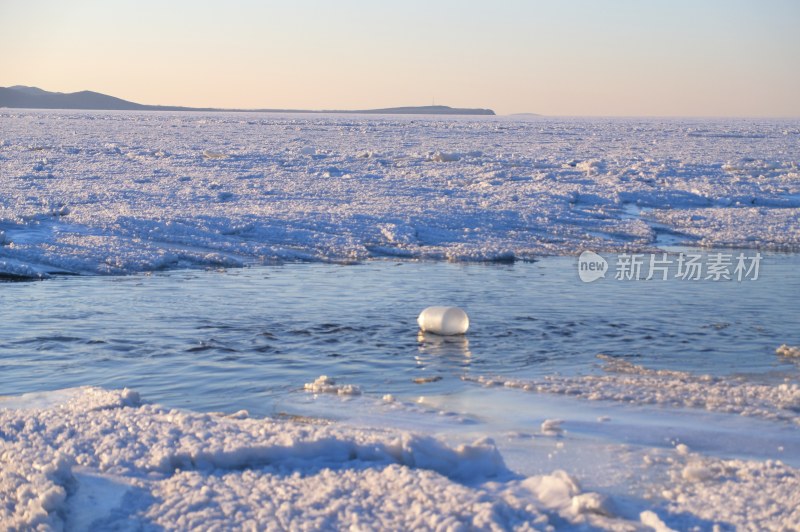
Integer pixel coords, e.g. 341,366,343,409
1,0,798,116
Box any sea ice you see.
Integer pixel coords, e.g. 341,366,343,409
1,112,798,277
0,386,637,530
465,355,800,424
658,450,800,530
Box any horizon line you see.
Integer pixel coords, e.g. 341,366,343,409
2,85,799,120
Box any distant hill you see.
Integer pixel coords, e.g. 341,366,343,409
0,85,201,111
0,86,495,116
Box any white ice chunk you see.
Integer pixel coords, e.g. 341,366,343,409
417,306,469,336
681,464,714,482
541,419,565,436
304,375,362,396
776,344,800,357
640,510,676,532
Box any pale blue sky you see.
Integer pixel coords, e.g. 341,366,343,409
1,0,798,115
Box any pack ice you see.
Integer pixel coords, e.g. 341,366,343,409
1,112,798,277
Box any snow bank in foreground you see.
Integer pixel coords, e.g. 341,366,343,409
641,446,800,531
1,113,799,276
1,387,632,530
466,355,800,424
4,387,800,529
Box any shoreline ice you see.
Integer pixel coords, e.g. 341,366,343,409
2,112,799,277
1,386,638,530
2,385,799,530
465,354,800,425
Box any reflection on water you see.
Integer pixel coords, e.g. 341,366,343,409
0,255,799,415
417,332,472,360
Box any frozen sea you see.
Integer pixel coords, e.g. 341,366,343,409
1,111,800,530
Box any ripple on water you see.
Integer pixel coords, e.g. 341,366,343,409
0,256,797,414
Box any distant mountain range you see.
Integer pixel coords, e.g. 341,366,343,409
0,86,495,116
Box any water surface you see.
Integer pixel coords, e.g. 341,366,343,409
2,254,798,416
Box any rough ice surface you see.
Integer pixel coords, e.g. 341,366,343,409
4,385,800,530
638,446,800,531
466,355,800,424
1,387,638,530
663,455,800,530
455,356,800,530
2,111,799,277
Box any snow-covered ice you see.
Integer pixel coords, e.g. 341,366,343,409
1,387,641,530
2,111,799,277
3,384,799,530
661,454,800,530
